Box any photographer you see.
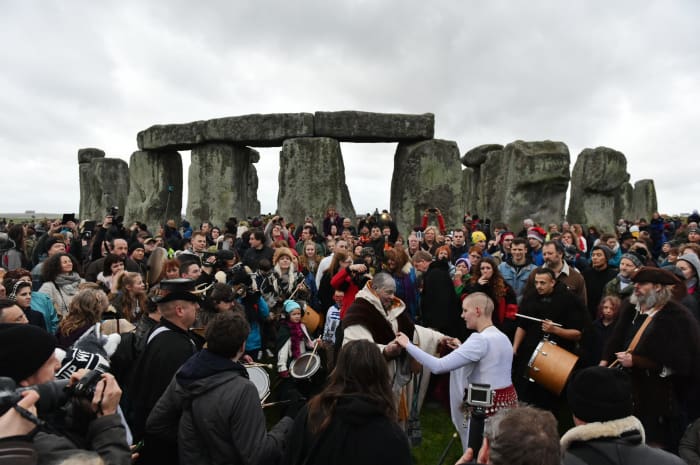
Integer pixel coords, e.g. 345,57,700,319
0,389,40,463
0,323,131,464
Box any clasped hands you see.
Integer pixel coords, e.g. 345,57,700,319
392,332,460,355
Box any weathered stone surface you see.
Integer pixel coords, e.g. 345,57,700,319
629,179,657,221
124,150,183,232
619,182,634,224
391,139,462,235
461,167,478,218
480,141,570,229
478,148,507,222
461,144,503,168
78,148,105,164
567,147,630,232
79,158,129,222
314,111,434,142
137,113,314,150
278,137,355,226
187,144,260,228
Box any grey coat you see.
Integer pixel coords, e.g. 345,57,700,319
147,351,292,465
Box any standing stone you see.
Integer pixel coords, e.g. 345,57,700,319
619,182,634,223
391,139,462,235
78,155,129,222
480,141,570,229
314,111,434,142
137,113,314,150
461,166,478,217
125,150,183,232
187,144,260,228
629,179,658,221
461,144,503,216
478,148,508,223
278,137,355,226
567,147,630,232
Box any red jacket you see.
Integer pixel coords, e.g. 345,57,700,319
330,267,361,318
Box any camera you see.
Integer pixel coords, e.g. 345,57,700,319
105,206,124,237
428,208,437,213
465,383,494,408
0,371,102,417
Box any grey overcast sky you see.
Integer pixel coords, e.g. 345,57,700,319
1,1,698,218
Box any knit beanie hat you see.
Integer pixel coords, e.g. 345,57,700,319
455,257,471,272
471,231,487,244
567,367,633,423
283,300,301,314
527,227,546,243
620,252,644,268
0,324,57,383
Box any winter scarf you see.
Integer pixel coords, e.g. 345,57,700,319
286,319,304,359
54,272,82,296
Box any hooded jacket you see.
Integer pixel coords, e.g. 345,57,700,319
284,396,411,465
147,349,292,465
562,416,684,465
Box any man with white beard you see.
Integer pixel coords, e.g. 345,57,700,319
601,267,700,452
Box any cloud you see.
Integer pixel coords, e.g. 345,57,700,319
1,0,698,219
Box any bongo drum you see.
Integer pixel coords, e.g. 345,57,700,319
245,365,270,402
527,339,578,395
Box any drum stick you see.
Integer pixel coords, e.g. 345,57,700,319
304,339,320,372
287,281,307,301
244,362,273,369
515,313,562,327
261,399,292,409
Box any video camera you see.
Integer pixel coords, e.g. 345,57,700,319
0,371,103,417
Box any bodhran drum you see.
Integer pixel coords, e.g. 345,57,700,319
527,339,579,395
302,305,323,334
245,365,270,402
289,353,322,380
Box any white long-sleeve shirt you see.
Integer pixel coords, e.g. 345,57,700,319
405,326,513,389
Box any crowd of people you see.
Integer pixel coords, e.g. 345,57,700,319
1,205,700,465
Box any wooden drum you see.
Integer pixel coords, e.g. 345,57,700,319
527,339,578,395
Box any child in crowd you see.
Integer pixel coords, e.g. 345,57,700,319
322,289,343,370
581,295,620,367
277,300,316,379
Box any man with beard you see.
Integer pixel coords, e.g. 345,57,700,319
601,267,700,451
526,240,587,307
513,268,589,413
86,237,141,282
603,252,643,301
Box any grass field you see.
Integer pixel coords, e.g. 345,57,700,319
412,403,463,465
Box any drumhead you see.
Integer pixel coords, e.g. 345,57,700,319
290,353,321,379
246,366,270,400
